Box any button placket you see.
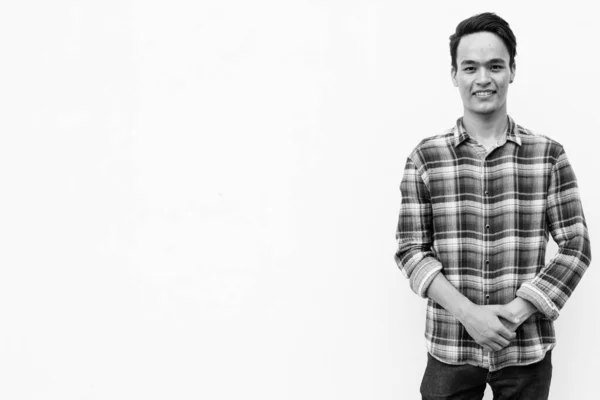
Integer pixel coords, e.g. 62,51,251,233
482,159,490,305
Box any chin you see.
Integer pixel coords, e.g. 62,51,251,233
469,104,499,115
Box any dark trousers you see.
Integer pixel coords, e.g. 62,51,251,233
420,351,552,400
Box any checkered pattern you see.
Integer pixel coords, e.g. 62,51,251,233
395,116,591,371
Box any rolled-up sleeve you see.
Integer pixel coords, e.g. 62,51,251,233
395,156,443,297
516,148,592,320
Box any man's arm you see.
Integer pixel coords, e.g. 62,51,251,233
395,156,519,352
514,148,592,321
394,156,443,297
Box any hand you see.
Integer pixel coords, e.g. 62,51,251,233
498,297,538,332
459,304,519,353
499,318,520,332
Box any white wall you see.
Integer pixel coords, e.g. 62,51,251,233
0,1,597,399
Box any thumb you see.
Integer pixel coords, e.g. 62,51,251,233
496,308,520,324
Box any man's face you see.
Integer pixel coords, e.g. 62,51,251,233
451,32,515,117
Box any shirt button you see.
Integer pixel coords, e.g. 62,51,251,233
485,260,489,265
484,190,489,195
485,295,490,300
485,224,490,229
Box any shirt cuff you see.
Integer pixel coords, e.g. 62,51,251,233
409,258,443,298
516,282,560,321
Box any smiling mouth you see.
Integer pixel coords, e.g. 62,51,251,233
473,90,496,97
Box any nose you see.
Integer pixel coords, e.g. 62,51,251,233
475,68,491,85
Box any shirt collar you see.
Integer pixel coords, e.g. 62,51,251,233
453,115,522,147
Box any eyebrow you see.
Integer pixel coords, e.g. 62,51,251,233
460,58,507,66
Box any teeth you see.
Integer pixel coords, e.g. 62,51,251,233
475,91,494,96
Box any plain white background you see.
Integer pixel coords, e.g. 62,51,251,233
0,1,597,399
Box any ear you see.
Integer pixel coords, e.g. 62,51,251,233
451,67,458,87
509,64,516,84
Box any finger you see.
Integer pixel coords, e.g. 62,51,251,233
492,335,510,349
481,344,494,353
487,341,502,352
479,338,502,352
497,325,517,341
500,320,519,332
496,309,520,325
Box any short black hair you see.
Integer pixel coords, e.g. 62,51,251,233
449,12,517,71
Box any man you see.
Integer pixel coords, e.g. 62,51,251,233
394,12,591,399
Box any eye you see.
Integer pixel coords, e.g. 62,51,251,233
491,65,504,71
463,67,475,72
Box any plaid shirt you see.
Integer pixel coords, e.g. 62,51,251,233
395,115,591,371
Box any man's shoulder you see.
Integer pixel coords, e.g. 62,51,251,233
515,123,561,145
409,128,456,155
515,124,565,155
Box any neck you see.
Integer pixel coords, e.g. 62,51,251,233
462,109,508,143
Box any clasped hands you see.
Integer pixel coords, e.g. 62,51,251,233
457,300,535,353
425,273,538,353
